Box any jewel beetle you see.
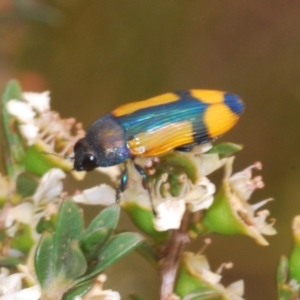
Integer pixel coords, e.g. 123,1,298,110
73,89,244,172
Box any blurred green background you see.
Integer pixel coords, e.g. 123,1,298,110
1,1,300,299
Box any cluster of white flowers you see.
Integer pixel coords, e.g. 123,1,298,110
1,90,277,300
73,145,222,231
5,90,276,239
7,91,50,146
74,149,276,239
6,91,84,158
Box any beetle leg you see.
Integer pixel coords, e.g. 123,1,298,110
115,166,128,203
116,161,157,215
133,163,157,216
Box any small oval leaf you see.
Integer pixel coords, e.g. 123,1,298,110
76,232,143,283
35,232,55,288
84,205,120,237
53,199,84,277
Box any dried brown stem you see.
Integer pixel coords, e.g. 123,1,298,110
159,210,191,300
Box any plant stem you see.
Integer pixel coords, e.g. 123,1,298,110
159,210,190,300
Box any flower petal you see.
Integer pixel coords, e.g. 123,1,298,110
0,268,10,280
7,203,34,224
185,177,215,212
73,184,116,206
199,153,226,176
244,226,269,246
154,199,186,231
0,273,24,295
23,91,50,113
6,100,36,123
0,285,41,300
33,169,66,204
229,161,263,201
19,124,39,146
226,280,244,297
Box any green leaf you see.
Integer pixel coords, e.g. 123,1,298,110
97,233,143,266
2,80,23,101
0,255,22,267
289,244,300,282
84,205,120,237
16,172,39,197
10,224,35,253
62,280,93,300
76,232,143,284
36,214,57,234
207,142,243,158
81,228,110,261
35,200,88,298
277,256,288,285
35,232,55,288
53,199,85,279
1,80,25,178
80,205,120,260
62,241,87,279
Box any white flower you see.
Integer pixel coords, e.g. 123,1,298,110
0,272,24,296
181,252,245,300
19,124,39,146
23,91,50,113
185,176,216,212
154,199,186,231
6,91,85,175
32,168,65,204
5,169,65,241
227,158,276,243
73,184,116,206
120,150,220,231
6,100,36,123
204,156,276,245
229,161,264,201
0,268,41,300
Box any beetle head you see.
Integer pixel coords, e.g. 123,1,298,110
73,138,99,171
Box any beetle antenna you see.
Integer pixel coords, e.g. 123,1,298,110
41,151,74,160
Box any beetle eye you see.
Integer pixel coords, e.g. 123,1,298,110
82,155,98,171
